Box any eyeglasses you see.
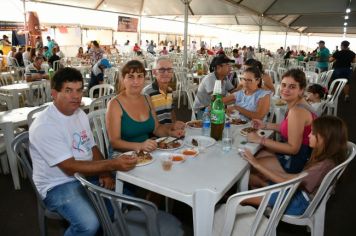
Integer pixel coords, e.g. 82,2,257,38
241,77,254,82
157,68,174,74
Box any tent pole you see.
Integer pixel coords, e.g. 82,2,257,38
284,28,288,50
22,0,28,46
182,0,191,68
258,25,262,52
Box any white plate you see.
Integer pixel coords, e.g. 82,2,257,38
118,151,155,167
156,137,184,151
229,118,249,126
186,120,202,129
181,148,199,157
184,135,216,148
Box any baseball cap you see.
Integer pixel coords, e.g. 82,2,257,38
211,54,234,68
341,40,350,47
317,40,325,44
100,59,112,68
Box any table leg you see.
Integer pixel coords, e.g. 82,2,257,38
11,90,19,109
115,173,124,193
238,168,250,192
2,122,20,189
192,189,216,236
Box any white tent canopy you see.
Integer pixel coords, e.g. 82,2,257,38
19,0,356,35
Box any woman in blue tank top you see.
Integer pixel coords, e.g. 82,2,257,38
106,60,184,158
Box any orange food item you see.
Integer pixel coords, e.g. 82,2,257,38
183,150,197,156
172,156,184,161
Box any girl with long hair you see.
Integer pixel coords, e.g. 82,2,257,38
243,115,348,215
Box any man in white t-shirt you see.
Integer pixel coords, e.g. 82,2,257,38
29,67,137,236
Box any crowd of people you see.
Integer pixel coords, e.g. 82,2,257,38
2,36,352,235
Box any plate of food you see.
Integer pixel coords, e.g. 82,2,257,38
275,99,287,106
186,120,203,129
240,127,266,137
156,137,183,150
118,150,154,167
230,118,248,126
181,148,199,157
184,135,216,148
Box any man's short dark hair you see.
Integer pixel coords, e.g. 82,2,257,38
51,67,83,91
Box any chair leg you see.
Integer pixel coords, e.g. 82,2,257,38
0,152,9,174
38,205,47,236
311,206,326,236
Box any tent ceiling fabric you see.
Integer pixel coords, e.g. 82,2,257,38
31,0,355,35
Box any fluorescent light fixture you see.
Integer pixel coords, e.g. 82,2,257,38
344,22,348,26
345,15,349,20
346,8,351,13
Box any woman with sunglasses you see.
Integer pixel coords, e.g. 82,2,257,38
223,66,271,121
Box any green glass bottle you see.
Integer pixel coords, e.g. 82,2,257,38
210,80,225,141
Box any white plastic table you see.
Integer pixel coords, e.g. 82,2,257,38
1,97,94,190
115,125,272,236
0,83,30,108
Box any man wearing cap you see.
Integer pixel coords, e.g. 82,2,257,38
88,58,112,93
329,40,356,102
193,54,235,118
316,40,330,72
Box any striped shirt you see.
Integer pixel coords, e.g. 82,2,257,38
143,81,174,124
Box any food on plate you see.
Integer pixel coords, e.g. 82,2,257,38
187,120,203,128
171,155,184,162
275,99,286,106
135,150,153,165
157,140,181,149
182,149,198,156
191,138,199,147
230,118,248,125
240,127,258,136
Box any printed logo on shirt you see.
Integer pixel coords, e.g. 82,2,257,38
72,130,91,154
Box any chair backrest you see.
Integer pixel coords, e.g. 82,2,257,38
52,60,61,72
185,87,197,120
89,94,115,113
27,105,48,127
11,132,46,209
27,81,50,106
74,173,161,236
219,173,307,236
320,69,334,88
265,69,278,84
89,84,115,99
299,142,356,218
87,109,110,158
277,67,287,81
305,71,318,84
327,78,347,104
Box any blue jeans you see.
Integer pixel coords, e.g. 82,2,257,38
44,180,100,236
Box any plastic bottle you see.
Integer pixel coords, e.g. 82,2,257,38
222,120,233,152
48,68,54,80
210,80,225,141
202,107,210,137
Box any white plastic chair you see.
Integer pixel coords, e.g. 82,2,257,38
265,69,278,84
74,173,184,236
185,86,197,120
213,173,307,236
89,84,115,99
316,69,333,88
87,109,110,158
305,71,318,84
89,93,115,113
27,105,48,127
277,67,287,82
324,78,347,116
27,81,50,106
280,142,356,236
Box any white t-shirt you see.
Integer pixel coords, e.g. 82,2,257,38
193,72,234,109
29,104,95,199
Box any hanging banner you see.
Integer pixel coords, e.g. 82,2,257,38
117,16,138,32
